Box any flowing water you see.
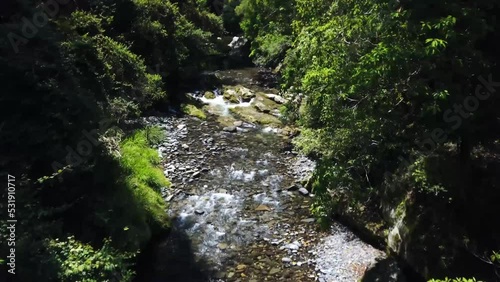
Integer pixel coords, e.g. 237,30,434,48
136,68,408,282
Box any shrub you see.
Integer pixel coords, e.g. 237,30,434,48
48,236,136,282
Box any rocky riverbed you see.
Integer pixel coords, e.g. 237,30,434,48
135,68,406,282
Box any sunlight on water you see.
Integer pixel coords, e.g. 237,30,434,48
197,93,254,116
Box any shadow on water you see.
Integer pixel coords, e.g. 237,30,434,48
134,221,214,282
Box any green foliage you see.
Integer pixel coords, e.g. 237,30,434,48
429,278,479,282
235,0,294,65
222,0,243,33
129,0,222,78
144,125,166,145
238,0,500,279
491,251,500,263
252,33,291,66
61,33,166,120
48,236,136,282
120,128,169,191
409,156,447,195
119,128,170,231
0,0,218,280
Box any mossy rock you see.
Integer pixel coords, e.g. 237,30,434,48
223,89,241,104
217,115,238,127
254,92,280,109
253,101,271,113
204,91,216,99
280,126,300,137
229,106,281,126
202,104,227,116
222,85,255,103
238,86,255,102
181,104,207,119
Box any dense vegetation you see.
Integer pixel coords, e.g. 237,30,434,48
236,0,500,280
0,0,222,280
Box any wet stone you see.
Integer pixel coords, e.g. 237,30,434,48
298,187,309,195
223,126,237,132
218,243,228,250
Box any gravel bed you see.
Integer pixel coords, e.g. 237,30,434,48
313,223,386,282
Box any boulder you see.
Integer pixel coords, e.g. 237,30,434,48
223,88,240,104
204,91,216,99
254,102,271,113
265,94,287,104
223,85,255,103
226,36,251,67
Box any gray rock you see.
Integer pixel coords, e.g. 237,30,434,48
265,94,287,104
273,95,287,104
223,126,237,132
298,187,309,195
301,218,316,223
284,241,301,250
236,127,250,133
228,36,248,49
282,257,292,263
233,121,243,127
254,102,270,113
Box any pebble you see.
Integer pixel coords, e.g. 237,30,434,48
301,218,315,223
223,126,237,132
314,223,389,281
269,267,280,275
255,204,272,211
218,243,228,250
298,187,309,195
